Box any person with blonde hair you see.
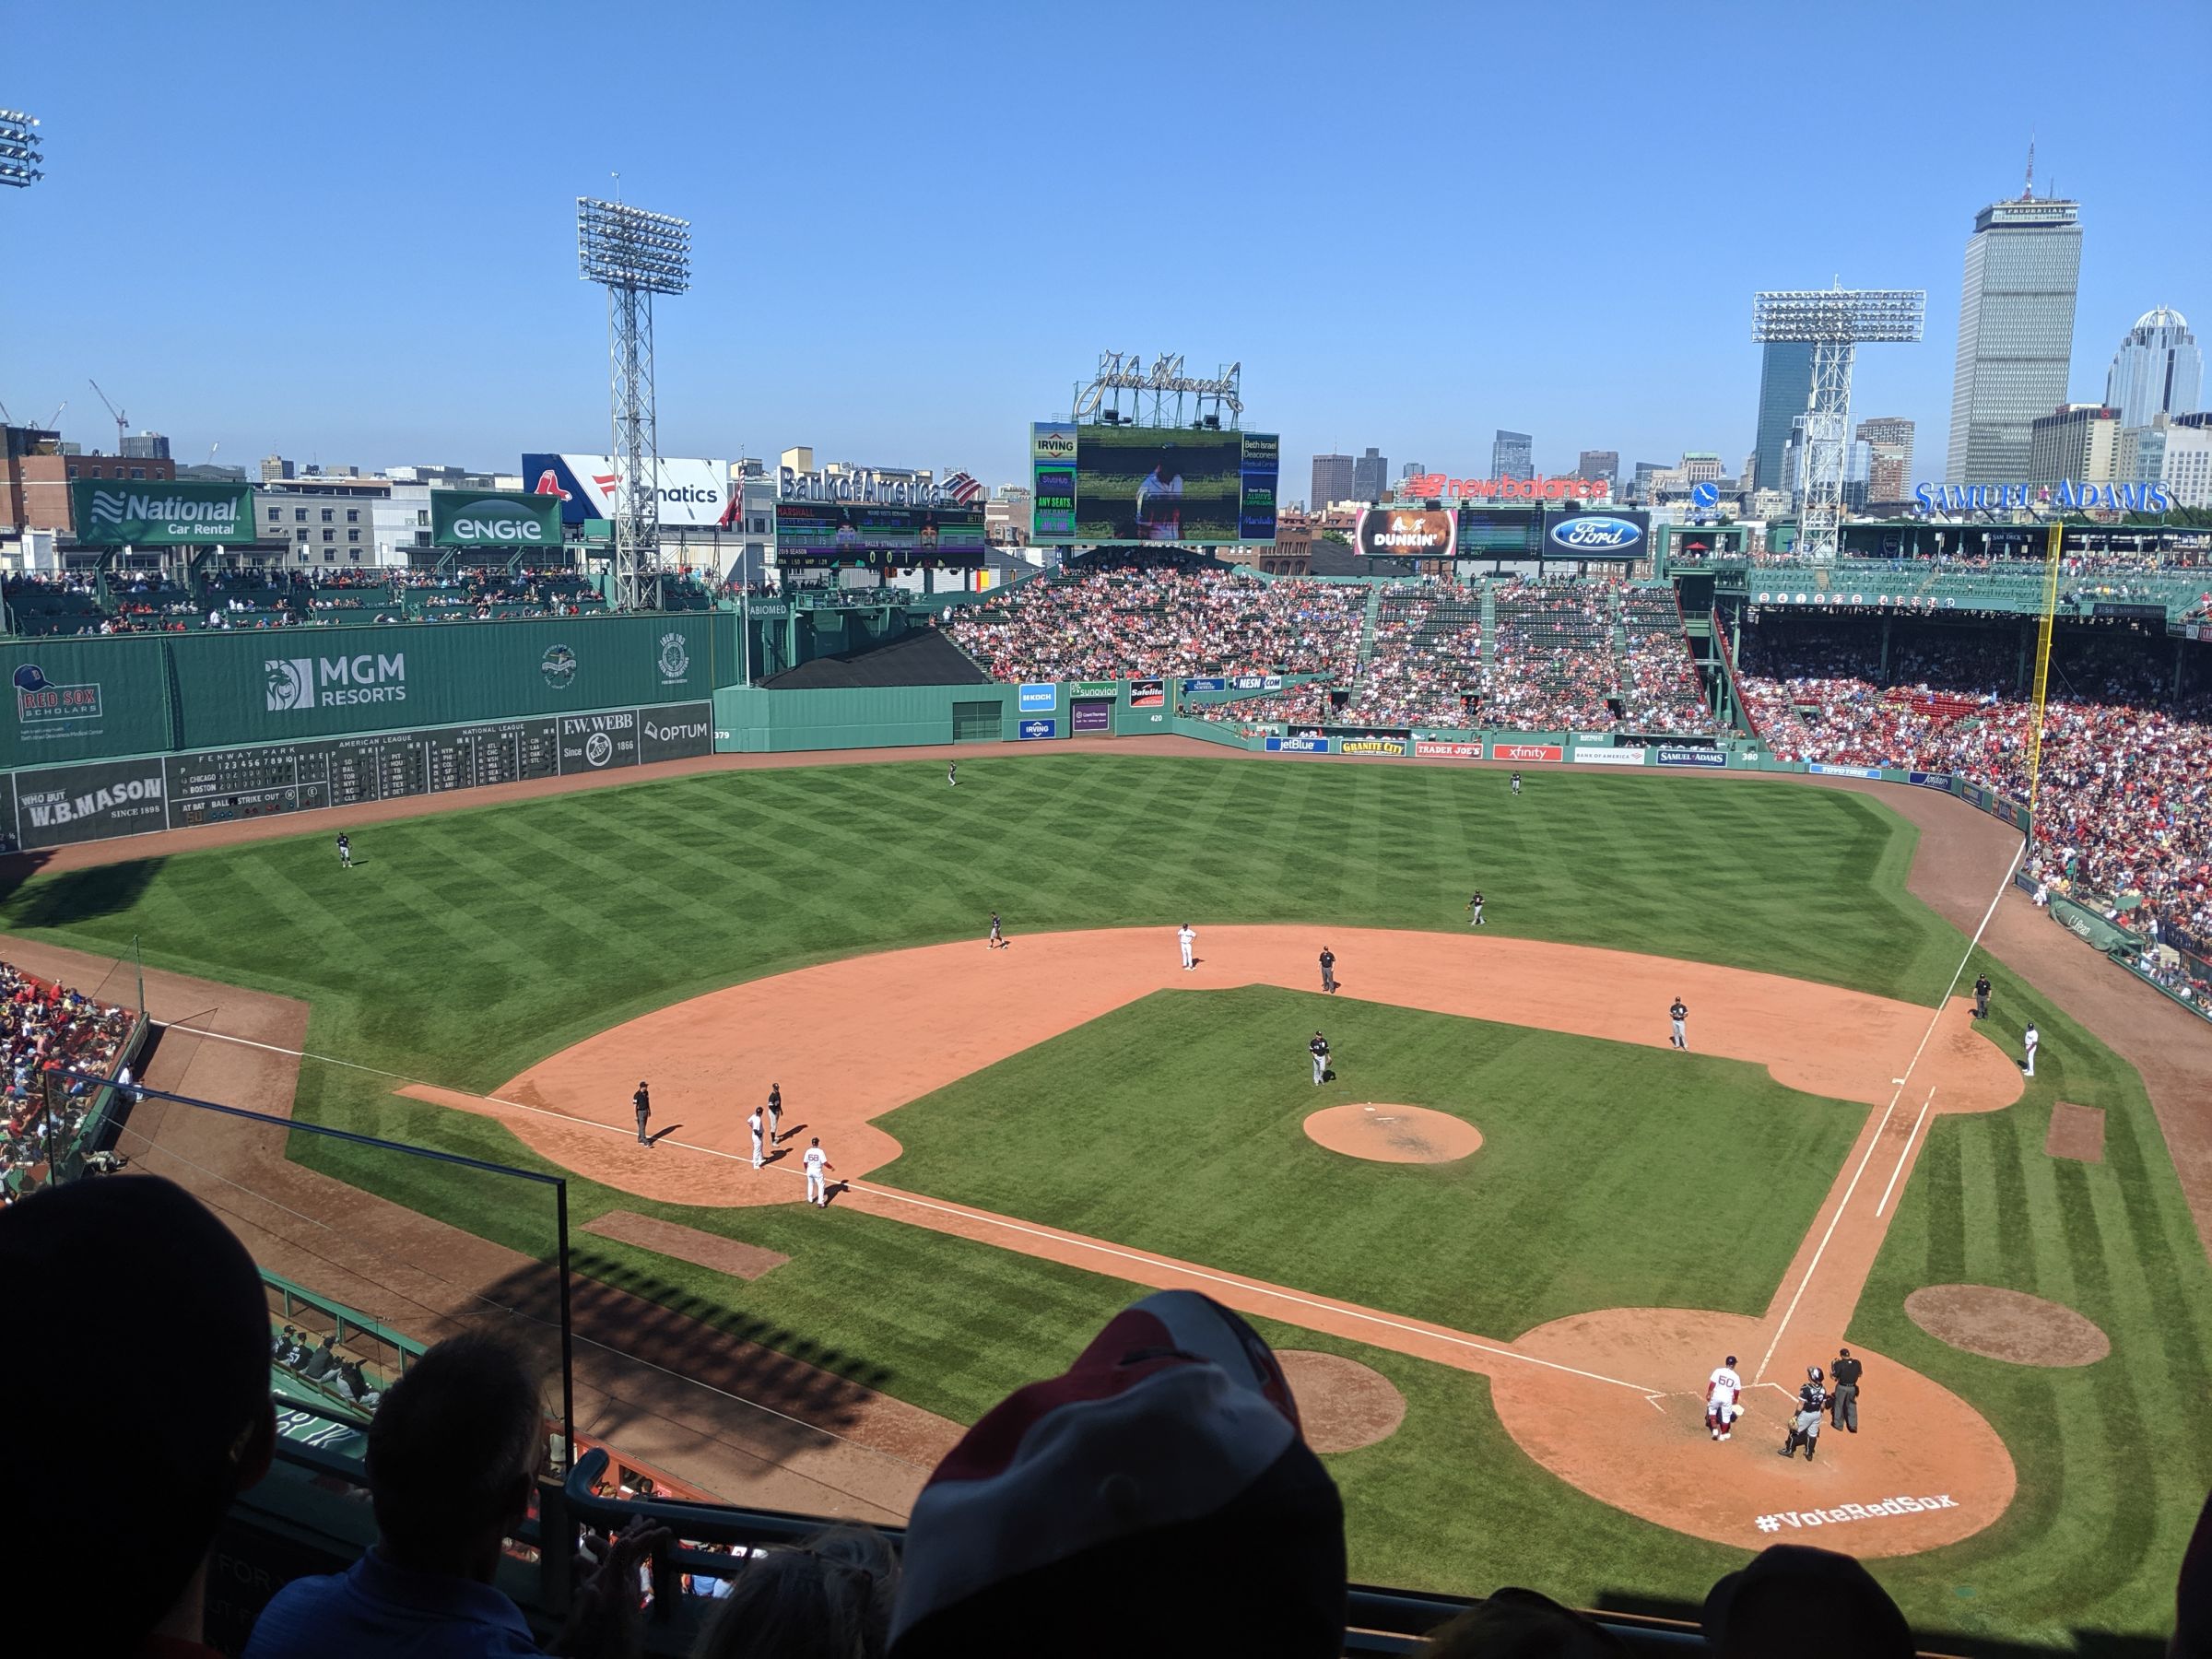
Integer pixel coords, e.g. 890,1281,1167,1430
693,1525,897,1659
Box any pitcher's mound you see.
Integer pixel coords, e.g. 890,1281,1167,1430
1905,1284,2110,1367
1304,1103,1481,1163
1277,1351,1406,1452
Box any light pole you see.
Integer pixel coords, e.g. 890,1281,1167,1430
577,194,691,612
1752,287,1924,561
0,109,42,190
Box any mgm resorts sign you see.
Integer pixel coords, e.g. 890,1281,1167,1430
778,465,960,507
70,479,249,547
1916,479,2174,513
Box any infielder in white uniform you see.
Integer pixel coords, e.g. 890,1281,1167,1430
1705,1355,1744,1441
803,1136,834,1207
1178,923,1196,971
748,1108,765,1170
2023,1020,2039,1077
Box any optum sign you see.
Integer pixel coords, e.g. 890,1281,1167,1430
430,490,559,547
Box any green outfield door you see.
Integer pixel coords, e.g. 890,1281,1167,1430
951,700,1003,743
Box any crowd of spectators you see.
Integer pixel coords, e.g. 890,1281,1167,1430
1184,575,1721,738
23,1173,2201,1659
0,960,135,1201
1739,617,2212,1000
939,559,1364,684
6,563,611,636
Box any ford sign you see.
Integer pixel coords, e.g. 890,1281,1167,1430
1547,514,1643,554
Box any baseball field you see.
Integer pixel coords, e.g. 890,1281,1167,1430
5,750,2207,1651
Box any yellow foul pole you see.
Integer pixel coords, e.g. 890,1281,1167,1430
2023,520,2064,835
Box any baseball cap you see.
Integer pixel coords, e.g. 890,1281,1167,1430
1703,1546,1912,1658
888,1289,1345,1657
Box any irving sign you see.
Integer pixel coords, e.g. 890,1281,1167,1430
70,480,250,547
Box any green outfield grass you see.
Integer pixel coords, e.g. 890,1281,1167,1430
0,754,2201,1650
871,985,1861,1339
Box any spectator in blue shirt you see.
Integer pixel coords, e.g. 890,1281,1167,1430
244,1333,664,1659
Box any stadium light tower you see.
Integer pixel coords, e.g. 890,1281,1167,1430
1751,286,1924,560
578,193,690,611
0,109,45,189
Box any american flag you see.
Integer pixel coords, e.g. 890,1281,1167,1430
939,470,984,506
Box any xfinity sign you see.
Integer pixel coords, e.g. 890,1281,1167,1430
69,479,250,547
430,489,559,547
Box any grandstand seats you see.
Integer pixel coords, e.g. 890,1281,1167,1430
1738,615,2212,963
937,559,1365,684
0,961,138,1198
5,564,609,636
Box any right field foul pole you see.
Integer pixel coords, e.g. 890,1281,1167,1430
2023,520,2065,832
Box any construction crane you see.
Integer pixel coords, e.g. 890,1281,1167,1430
88,379,127,453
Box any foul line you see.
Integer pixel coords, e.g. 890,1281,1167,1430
1752,841,2024,1383
164,1020,1666,1399
1876,1088,1938,1219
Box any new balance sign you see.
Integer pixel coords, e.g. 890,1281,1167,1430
70,480,249,547
265,653,407,712
430,490,559,547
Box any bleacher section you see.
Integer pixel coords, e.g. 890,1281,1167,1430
761,627,993,689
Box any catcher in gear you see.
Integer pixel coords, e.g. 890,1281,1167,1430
1779,1365,1829,1460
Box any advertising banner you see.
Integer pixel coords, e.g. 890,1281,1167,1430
1265,736,1329,752
1128,677,1166,709
3,640,172,769
1229,674,1282,691
14,758,170,849
1030,422,1078,541
558,710,640,774
1543,509,1650,560
1017,718,1058,740
1071,679,1120,698
1071,700,1113,734
639,702,713,766
1182,677,1228,693
168,615,712,751
773,501,987,568
1238,431,1280,543
69,479,251,547
430,490,561,549
1906,771,1956,791
1489,742,1562,762
523,454,730,527
1414,740,1484,759
1338,738,1409,757
1653,746,1726,768
1808,762,1883,779
1571,746,1648,765
1018,683,1057,712
1355,507,1456,560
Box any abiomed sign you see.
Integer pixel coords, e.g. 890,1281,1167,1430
69,480,249,547
430,490,559,547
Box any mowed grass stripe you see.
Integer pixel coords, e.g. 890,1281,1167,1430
4,755,2201,1642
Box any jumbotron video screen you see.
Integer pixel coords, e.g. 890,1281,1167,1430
1030,422,1278,545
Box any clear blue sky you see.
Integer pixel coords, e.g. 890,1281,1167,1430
6,0,2206,496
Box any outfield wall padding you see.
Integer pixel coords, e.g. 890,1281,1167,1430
2,615,726,770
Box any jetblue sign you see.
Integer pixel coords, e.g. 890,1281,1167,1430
1916,480,2174,513
1545,510,1648,558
